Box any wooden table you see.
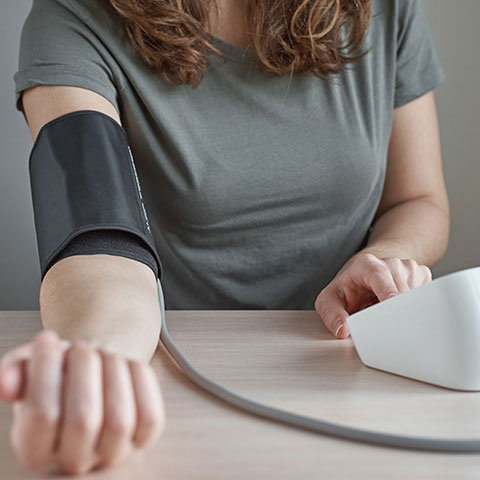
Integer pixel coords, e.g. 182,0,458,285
1,310,480,479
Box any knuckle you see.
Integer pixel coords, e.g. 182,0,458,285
314,298,323,314
315,288,329,304
141,408,164,432
25,404,59,428
404,258,417,271
361,252,378,262
97,455,118,469
315,284,338,305
69,343,101,367
34,329,58,345
133,409,166,448
33,347,64,363
68,411,97,436
387,258,403,272
366,261,386,275
421,265,432,280
315,287,328,300
72,339,97,353
105,413,135,436
69,341,92,356
389,256,402,264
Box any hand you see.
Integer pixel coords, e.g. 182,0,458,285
0,329,166,475
314,252,433,339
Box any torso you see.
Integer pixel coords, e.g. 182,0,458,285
20,0,444,310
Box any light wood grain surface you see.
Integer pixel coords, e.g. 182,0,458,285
1,310,480,479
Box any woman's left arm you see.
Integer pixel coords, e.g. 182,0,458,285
360,90,450,265
315,90,450,338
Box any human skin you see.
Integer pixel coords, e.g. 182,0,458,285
315,90,450,338
0,81,167,475
1,0,449,475
0,248,166,475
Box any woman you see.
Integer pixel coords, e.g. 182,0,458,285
0,0,449,475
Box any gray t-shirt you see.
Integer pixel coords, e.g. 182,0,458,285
14,0,446,310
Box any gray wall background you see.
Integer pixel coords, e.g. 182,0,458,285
1,1,479,310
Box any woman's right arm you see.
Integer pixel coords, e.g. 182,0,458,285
0,84,166,475
23,84,162,363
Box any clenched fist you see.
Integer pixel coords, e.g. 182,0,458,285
0,329,166,475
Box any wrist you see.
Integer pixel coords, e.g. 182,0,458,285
40,255,161,363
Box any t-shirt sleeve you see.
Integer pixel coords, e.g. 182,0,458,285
394,0,446,108
13,0,121,119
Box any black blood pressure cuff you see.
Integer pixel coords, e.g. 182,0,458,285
50,229,159,279
29,110,164,281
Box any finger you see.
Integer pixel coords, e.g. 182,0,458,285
55,341,103,476
0,361,26,402
11,330,66,470
410,264,433,288
95,351,136,469
387,258,411,294
359,254,399,301
129,360,166,448
0,331,69,402
1,339,37,402
0,343,33,368
422,265,433,283
315,286,351,339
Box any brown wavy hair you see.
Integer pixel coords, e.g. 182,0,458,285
107,0,373,88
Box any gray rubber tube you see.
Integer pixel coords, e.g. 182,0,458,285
157,279,480,453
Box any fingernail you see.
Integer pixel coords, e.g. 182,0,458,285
387,292,397,299
335,323,344,338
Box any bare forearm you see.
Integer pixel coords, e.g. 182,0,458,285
360,196,450,268
39,254,162,363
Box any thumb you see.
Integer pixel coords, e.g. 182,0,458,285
0,360,25,402
315,288,350,339
0,342,33,403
